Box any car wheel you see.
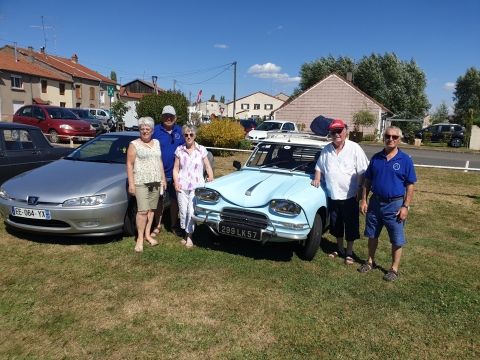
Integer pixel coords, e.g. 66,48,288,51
450,138,462,148
297,213,323,261
49,129,59,143
123,197,137,236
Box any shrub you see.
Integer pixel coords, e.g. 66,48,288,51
352,109,376,132
197,120,245,156
136,91,189,125
362,134,377,142
237,139,253,150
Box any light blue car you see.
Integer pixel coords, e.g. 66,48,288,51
193,133,331,260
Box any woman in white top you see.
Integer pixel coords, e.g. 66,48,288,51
126,117,166,253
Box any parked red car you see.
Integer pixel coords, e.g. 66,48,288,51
13,105,96,143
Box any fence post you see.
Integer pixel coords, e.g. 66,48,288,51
464,160,470,173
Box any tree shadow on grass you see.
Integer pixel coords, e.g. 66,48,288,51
192,224,296,262
5,225,123,246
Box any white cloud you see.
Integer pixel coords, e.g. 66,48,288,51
443,82,455,91
248,62,300,83
214,44,228,49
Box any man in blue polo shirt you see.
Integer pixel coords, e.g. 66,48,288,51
358,126,416,281
152,105,185,236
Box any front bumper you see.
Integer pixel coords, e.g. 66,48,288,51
0,199,128,236
192,207,311,243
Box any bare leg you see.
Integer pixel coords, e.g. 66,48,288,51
367,237,378,265
144,210,158,245
391,245,403,272
135,211,148,252
151,196,164,236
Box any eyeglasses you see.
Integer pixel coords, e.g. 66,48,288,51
162,114,175,120
329,128,344,135
384,134,400,140
184,133,195,138
140,128,151,132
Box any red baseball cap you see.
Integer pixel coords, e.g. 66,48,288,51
328,119,346,130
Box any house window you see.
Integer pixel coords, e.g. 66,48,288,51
11,75,23,89
254,104,260,110
41,80,47,93
60,102,66,107
59,83,65,95
264,104,273,110
75,85,82,98
89,87,95,101
241,103,250,110
76,102,81,108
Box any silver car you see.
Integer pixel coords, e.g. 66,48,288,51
0,132,142,236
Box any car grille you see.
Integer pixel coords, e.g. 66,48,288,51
9,215,70,228
220,208,269,229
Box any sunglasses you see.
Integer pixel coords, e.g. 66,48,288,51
329,128,344,135
162,114,175,120
184,133,195,138
384,134,400,140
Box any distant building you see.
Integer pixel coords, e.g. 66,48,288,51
274,74,391,135
226,91,285,119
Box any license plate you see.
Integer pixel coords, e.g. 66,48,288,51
218,222,261,240
11,206,51,220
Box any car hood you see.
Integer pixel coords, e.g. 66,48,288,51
2,159,126,202
204,169,311,207
247,129,268,139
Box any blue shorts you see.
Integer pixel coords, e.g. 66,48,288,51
364,196,406,247
328,197,360,241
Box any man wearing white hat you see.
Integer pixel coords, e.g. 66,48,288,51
152,105,185,237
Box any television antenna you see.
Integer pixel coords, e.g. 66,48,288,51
30,16,54,51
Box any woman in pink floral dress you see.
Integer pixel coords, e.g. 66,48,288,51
173,125,214,247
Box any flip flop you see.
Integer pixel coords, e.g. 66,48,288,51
150,226,161,237
383,269,399,282
344,256,354,265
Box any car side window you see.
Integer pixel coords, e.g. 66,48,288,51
20,106,32,117
283,123,294,131
440,125,451,132
89,110,96,116
33,106,45,120
3,129,34,150
99,111,106,117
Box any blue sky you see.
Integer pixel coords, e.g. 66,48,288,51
1,0,479,113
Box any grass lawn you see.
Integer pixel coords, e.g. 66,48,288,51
0,156,479,359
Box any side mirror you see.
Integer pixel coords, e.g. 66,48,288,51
233,160,241,171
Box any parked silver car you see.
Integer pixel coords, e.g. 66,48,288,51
0,132,142,236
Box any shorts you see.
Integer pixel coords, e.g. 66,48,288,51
328,197,360,241
135,183,160,212
364,196,406,247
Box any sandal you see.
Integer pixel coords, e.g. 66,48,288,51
344,256,354,265
357,261,375,273
145,238,159,246
383,269,399,282
150,226,161,237
328,251,344,258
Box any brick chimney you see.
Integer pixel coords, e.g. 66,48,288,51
28,46,34,55
40,46,45,54
71,53,78,63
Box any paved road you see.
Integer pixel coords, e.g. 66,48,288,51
361,144,480,170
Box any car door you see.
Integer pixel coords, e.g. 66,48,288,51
31,106,48,132
429,125,442,142
0,128,41,184
13,106,34,126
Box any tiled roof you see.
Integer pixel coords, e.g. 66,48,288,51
119,87,149,100
17,47,117,85
0,50,72,82
225,91,281,105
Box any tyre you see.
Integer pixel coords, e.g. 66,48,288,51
297,213,323,261
450,138,462,148
49,129,59,143
123,197,137,236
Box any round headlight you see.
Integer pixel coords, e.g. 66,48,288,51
269,199,301,216
195,188,220,203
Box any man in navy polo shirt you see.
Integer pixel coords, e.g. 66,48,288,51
152,105,185,236
358,126,416,281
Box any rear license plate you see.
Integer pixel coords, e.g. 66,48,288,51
11,207,51,220
218,222,261,240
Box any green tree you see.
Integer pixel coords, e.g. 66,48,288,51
136,90,189,125
210,95,216,101
110,71,117,82
352,109,376,132
430,101,450,124
453,67,480,125
110,100,129,122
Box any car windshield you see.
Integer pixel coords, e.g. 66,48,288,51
246,143,321,173
256,122,282,131
46,107,78,120
65,135,136,164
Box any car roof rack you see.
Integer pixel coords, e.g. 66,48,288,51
266,131,329,142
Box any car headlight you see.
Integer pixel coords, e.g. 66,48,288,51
62,194,106,207
0,187,11,200
60,124,73,130
269,199,301,216
195,188,220,203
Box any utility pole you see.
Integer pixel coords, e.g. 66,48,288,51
173,79,176,91
233,61,237,119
